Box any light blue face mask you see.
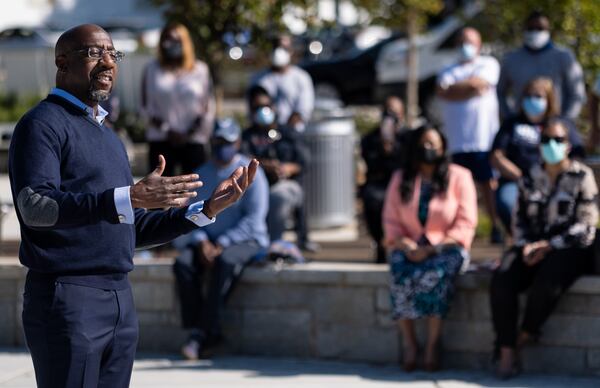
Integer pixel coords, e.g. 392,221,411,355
522,96,547,118
254,106,276,127
460,43,478,61
541,139,568,165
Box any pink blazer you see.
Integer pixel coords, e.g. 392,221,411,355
382,164,478,250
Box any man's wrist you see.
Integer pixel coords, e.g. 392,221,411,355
202,199,215,219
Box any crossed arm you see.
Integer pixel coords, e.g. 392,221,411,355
437,77,491,101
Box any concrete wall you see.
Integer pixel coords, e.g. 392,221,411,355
2,260,600,375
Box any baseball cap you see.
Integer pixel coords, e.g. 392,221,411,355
213,118,241,142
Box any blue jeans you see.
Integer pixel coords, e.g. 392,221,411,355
496,181,519,232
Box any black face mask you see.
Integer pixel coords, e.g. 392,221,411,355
382,111,400,121
163,42,183,60
418,146,441,164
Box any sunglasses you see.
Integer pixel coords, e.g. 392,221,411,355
540,135,567,144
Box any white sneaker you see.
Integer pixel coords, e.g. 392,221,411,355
181,339,201,360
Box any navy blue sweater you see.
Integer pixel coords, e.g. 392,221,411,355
9,95,197,287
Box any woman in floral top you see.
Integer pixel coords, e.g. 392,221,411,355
490,118,598,379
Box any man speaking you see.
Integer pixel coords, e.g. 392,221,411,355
8,24,257,388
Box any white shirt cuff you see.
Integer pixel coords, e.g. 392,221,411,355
185,200,216,227
114,186,134,224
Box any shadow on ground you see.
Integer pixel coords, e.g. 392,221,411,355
133,353,600,388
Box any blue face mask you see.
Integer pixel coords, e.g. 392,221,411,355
254,106,276,127
460,43,478,61
522,96,547,118
541,139,567,165
213,143,238,164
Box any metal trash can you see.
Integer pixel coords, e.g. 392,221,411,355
301,105,356,229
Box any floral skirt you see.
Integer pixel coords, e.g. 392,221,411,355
389,247,466,320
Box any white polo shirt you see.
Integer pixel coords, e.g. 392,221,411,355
437,55,500,154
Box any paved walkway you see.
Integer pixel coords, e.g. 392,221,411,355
2,349,600,387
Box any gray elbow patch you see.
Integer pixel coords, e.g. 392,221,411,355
17,187,59,227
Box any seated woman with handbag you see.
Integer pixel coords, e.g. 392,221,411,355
490,118,598,379
383,124,478,372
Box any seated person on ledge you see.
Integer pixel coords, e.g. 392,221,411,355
173,118,270,360
242,85,318,252
383,124,477,372
490,118,598,379
361,95,408,263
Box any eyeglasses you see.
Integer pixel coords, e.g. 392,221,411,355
71,47,125,62
540,135,567,144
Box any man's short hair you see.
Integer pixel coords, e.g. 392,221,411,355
526,10,549,24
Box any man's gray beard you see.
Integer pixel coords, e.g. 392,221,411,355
89,88,110,102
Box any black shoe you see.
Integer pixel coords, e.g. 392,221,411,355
299,240,321,253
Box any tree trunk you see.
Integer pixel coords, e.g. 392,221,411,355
209,62,224,116
406,10,419,128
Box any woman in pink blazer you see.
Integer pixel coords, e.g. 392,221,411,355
383,125,478,372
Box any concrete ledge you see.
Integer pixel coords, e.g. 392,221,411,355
2,260,600,375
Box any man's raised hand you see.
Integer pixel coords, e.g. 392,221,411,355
130,155,203,209
202,159,259,218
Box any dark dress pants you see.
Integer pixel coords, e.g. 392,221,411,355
490,246,592,349
22,275,138,388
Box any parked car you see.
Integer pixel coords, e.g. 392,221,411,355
300,1,482,117
299,33,402,105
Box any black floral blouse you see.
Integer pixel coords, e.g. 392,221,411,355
514,160,599,249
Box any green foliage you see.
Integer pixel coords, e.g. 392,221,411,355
0,93,40,123
149,0,318,85
114,110,148,143
475,210,492,238
474,0,600,84
350,0,444,31
354,114,379,136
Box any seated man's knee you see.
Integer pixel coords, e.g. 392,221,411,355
174,253,195,274
269,189,287,209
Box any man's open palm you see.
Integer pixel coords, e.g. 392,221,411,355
203,159,259,218
130,155,203,209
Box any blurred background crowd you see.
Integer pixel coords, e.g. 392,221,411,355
3,0,600,378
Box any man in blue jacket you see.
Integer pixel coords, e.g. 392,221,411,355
9,24,257,388
173,118,270,360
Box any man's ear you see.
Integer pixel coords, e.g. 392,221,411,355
55,55,67,73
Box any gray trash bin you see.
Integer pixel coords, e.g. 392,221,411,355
301,107,356,229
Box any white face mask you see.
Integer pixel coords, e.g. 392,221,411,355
524,30,550,50
271,47,291,68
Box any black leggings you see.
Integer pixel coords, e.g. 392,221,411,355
360,183,387,263
490,246,592,349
